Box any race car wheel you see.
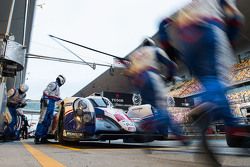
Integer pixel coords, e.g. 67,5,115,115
226,133,243,147
57,105,67,145
57,105,79,145
226,133,250,148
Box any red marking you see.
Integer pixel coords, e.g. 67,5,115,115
114,113,125,121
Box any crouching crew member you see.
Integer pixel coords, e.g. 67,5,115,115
7,84,29,140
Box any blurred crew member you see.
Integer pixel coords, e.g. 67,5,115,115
7,84,29,140
34,75,66,144
125,39,188,144
159,0,244,129
158,1,244,164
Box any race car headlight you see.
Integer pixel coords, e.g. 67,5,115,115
78,100,87,110
75,113,92,124
73,98,94,125
75,100,88,116
83,113,92,122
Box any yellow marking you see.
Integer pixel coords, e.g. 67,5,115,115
51,144,82,151
50,143,193,152
50,144,138,152
22,142,65,167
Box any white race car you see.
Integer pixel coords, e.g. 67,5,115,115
50,96,136,144
48,96,169,144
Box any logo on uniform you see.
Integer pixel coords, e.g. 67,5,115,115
132,94,142,105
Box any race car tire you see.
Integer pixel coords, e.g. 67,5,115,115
57,105,79,145
57,105,67,145
226,133,243,147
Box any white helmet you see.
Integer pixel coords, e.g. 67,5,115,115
56,74,66,86
19,84,29,93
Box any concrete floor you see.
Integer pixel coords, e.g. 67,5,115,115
0,139,249,167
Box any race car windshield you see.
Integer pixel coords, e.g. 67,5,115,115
89,98,108,108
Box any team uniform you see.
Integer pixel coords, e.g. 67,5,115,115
35,75,65,144
6,84,28,139
158,0,244,128
127,46,185,139
35,82,61,141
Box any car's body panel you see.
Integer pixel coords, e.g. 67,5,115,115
51,96,138,142
48,96,172,144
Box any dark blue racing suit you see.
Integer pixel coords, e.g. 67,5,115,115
35,81,61,140
158,0,244,129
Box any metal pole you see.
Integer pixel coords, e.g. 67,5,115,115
6,0,16,36
22,0,29,46
26,53,111,67
13,76,17,87
49,35,129,61
2,0,16,63
50,36,95,69
21,0,29,84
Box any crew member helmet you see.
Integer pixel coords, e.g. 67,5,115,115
56,74,66,86
19,84,29,94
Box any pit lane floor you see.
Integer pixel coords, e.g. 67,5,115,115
0,139,249,167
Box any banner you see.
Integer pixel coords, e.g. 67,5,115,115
102,91,141,110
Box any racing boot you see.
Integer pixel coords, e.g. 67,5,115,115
34,137,40,144
40,137,49,144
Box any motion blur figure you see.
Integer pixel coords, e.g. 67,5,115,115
35,75,66,144
125,38,188,145
159,0,244,166
6,84,29,140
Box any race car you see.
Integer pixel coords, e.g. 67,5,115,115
187,103,250,148
225,103,250,147
50,96,136,144
49,96,169,144
125,104,169,142
226,125,250,148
